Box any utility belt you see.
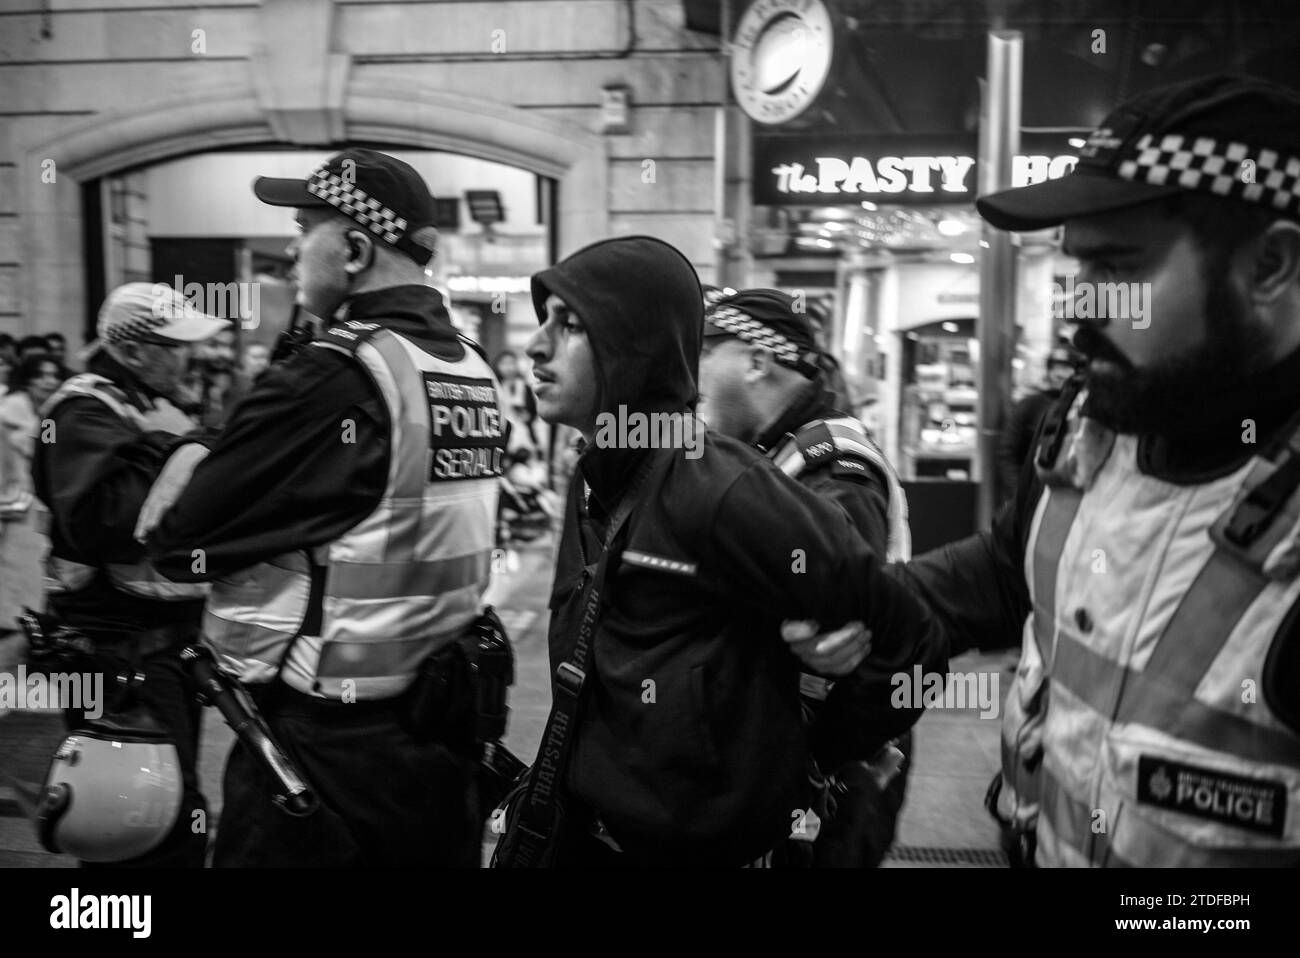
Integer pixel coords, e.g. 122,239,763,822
249,681,406,720
262,607,524,822
20,608,193,670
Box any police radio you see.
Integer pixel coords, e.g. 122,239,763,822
270,302,316,367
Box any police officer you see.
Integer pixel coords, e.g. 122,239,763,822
143,149,507,867
789,75,1300,866
32,282,228,867
698,288,912,866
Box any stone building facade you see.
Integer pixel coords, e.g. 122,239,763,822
0,0,727,343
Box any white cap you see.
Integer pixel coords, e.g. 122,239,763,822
98,283,229,346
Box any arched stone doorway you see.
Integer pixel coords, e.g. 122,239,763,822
17,79,606,335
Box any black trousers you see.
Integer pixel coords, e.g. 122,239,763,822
65,625,208,869
212,685,480,867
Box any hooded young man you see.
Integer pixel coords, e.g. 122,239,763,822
516,236,945,867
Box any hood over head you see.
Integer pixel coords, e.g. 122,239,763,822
531,235,702,419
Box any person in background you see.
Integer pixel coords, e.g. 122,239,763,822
494,350,541,457
44,332,71,376
0,354,61,646
241,342,271,381
17,335,51,362
0,333,17,378
996,343,1082,501
191,326,252,428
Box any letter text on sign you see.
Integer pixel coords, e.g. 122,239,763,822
423,373,505,481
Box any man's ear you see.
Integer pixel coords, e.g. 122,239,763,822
1251,219,1300,307
745,345,776,382
343,229,375,275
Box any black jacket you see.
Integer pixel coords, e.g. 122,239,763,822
534,237,947,866
32,350,205,636
996,387,1058,501
148,286,464,583
752,378,923,767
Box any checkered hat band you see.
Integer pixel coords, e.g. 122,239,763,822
1116,133,1300,215
101,286,205,344
307,169,408,245
707,306,801,366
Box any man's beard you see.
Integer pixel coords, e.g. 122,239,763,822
1078,276,1268,435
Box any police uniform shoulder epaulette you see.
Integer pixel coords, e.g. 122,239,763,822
314,319,387,354
789,417,888,486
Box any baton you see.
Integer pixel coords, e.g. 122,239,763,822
180,646,318,817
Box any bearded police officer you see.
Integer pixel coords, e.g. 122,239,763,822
789,75,1300,866
143,149,506,867
32,283,228,867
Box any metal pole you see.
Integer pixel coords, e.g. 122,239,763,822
976,29,1021,530
714,0,734,287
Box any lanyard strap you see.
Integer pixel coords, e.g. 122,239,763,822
507,454,656,866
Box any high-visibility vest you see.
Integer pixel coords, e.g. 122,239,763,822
1000,388,1300,866
41,374,209,602
202,320,506,701
770,415,911,562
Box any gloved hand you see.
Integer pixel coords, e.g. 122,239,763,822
134,443,210,542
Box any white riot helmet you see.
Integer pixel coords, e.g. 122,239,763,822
36,706,182,863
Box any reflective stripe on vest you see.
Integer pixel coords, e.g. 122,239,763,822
1011,400,1300,866
42,375,208,602
996,484,1083,831
203,325,503,699
770,415,912,562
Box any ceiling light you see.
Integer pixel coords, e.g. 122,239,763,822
950,252,975,264
812,207,855,221
1068,137,1086,149
942,321,960,333
860,201,877,211
937,219,967,237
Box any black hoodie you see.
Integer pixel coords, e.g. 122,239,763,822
533,237,947,866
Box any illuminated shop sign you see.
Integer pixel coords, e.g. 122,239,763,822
754,134,1079,205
